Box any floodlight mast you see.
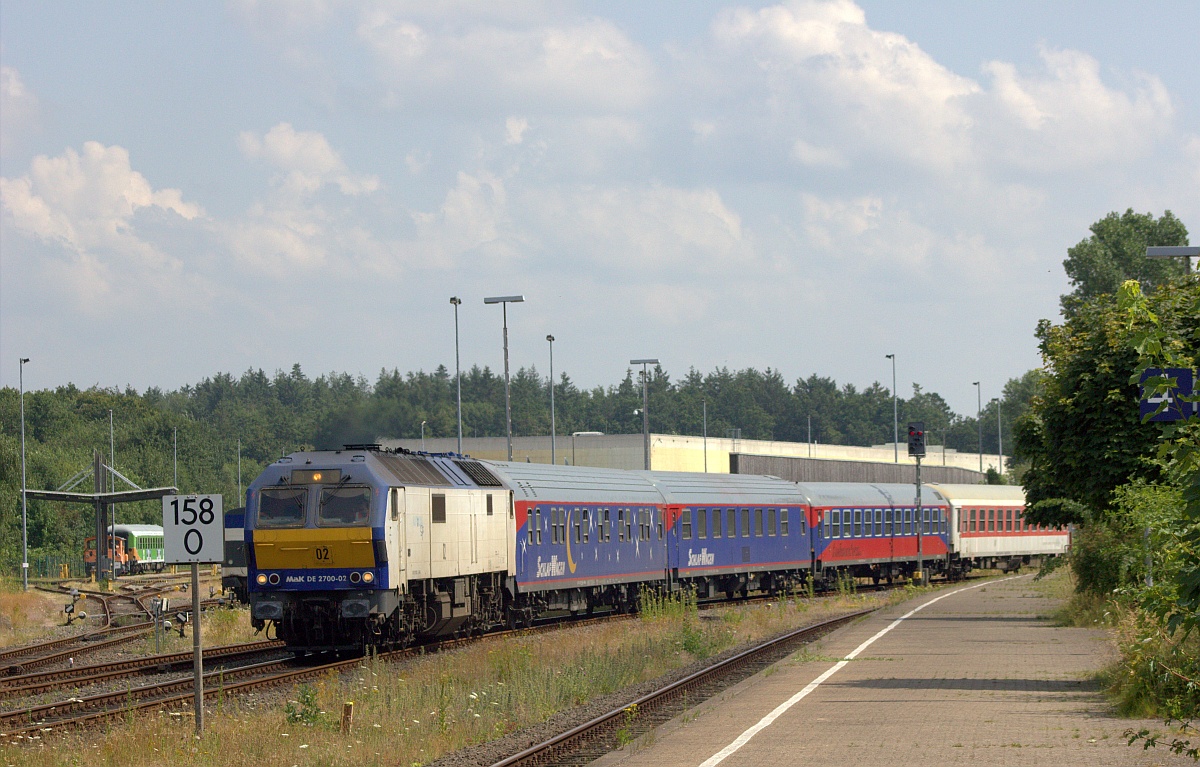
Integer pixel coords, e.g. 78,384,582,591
484,295,525,461
631,358,659,470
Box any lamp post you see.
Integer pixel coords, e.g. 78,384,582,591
421,420,427,452
20,357,30,591
1146,246,1199,274
450,297,463,455
886,354,897,463
109,409,115,525
484,295,524,461
995,397,1003,476
702,398,708,473
546,335,556,465
973,381,982,473
631,358,659,470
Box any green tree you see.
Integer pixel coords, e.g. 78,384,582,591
1016,278,1200,527
1061,209,1189,314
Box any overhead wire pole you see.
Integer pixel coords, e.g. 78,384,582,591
886,354,897,463
484,295,524,461
973,381,982,473
547,335,556,465
631,359,659,470
996,397,1003,476
20,357,30,590
450,297,463,455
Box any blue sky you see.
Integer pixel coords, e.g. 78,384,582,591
2,1,1197,416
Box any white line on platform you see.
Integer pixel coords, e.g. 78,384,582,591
697,576,1023,767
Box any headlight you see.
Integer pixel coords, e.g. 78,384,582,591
268,573,280,585
350,571,361,584
256,573,268,585
362,571,374,583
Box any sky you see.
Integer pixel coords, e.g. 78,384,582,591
2,0,1197,417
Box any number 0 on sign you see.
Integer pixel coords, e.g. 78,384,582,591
163,494,224,564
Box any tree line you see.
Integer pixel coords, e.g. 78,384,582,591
1,361,1026,571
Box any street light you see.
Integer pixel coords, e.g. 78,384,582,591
421,420,427,452
886,354,897,463
631,358,659,470
484,295,525,461
546,335,556,465
973,381,982,473
1146,246,1199,274
450,297,463,455
995,397,1004,476
20,357,30,591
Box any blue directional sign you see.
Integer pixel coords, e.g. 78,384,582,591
1139,368,1197,422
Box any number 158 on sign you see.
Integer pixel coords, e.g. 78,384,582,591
163,494,223,564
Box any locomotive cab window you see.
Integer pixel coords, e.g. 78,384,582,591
258,486,308,528
432,494,447,524
318,485,372,527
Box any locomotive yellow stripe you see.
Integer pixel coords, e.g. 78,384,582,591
253,527,374,569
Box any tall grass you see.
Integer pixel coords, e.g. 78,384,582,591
3,591,890,766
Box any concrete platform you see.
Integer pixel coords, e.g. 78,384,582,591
598,575,1191,766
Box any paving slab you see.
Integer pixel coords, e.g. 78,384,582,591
596,575,1192,767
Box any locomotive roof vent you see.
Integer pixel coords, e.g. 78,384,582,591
454,460,504,487
342,443,382,452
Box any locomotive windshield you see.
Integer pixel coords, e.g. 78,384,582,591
318,485,372,526
258,486,308,528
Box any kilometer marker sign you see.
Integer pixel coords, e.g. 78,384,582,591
163,494,223,564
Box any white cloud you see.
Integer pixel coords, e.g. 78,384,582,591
0,66,39,153
710,0,979,172
239,122,380,195
505,116,529,145
979,47,1173,170
0,141,206,308
356,10,656,113
790,139,844,167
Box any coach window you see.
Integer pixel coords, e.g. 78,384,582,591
884,509,892,536
1016,512,1023,532
834,509,842,538
908,508,916,535
534,508,543,544
618,509,626,541
682,510,693,540
627,512,634,542
582,510,590,543
698,509,708,539
969,509,976,532
755,509,764,537
987,509,995,532
574,511,581,544
738,508,748,538
781,509,790,536
768,509,777,536
712,509,722,538
603,509,611,542
1006,509,1013,532
849,509,858,537
727,508,737,538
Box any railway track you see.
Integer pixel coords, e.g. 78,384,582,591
488,609,873,767
0,640,286,702
0,613,629,741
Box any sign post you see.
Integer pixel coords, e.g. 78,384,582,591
907,423,927,585
163,494,222,735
